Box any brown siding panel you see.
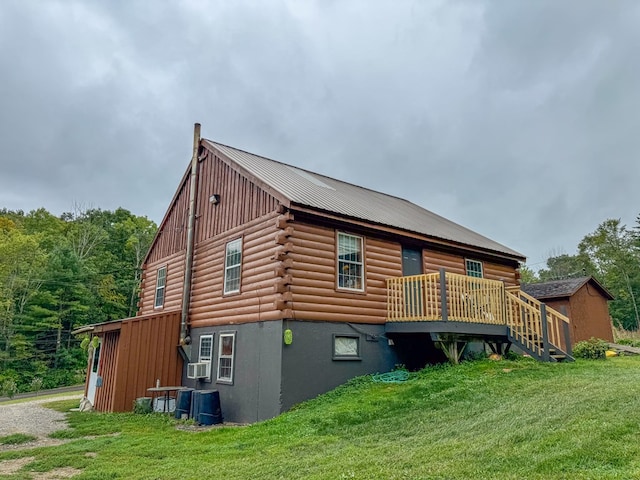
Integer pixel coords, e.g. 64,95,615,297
288,223,402,324
189,213,281,327
111,311,183,412
138,252,185,316
195,153,279,242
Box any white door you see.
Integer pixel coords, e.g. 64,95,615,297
87,340,101,404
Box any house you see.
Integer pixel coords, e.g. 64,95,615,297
82,124,573,423
521,277,614,344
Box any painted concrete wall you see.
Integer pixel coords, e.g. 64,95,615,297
184,321,283,424
280,320,399,411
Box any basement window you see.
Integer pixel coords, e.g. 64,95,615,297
224,239,242,294
337,233,364,291
154,266,167,308
217,332,236,384
198,334,213,379
465,259,483,278
333,334,361,360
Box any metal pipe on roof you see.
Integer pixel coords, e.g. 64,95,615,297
180,123,201,354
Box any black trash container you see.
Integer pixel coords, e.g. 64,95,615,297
197,390,223,425
174,388,194,420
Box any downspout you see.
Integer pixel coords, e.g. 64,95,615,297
179,123,201,361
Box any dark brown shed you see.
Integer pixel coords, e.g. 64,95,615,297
521,277,614,343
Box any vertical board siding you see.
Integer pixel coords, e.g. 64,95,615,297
147,178,190,264
189,213,281,327
195,153,279,242
288,222,403,324
111,311,183,412
138,252,185,315
93,331,120,412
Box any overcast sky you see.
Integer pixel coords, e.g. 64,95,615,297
1,1,639,269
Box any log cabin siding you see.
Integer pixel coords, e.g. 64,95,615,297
423,250,517,286
189,212,281,327
288,222,402,324
195,152,279,242
138,252,186,315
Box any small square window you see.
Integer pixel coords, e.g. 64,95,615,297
333,335,361,360
154,266,167,308
465,259,483,278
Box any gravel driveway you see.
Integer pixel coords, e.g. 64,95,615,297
0,395,82,447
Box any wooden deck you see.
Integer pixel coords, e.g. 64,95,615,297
386,270,573,362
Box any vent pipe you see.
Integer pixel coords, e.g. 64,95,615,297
180,123,201,358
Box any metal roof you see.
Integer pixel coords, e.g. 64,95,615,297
204,140,525,260
522,277,614,300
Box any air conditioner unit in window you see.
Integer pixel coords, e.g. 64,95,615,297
187,362,210,379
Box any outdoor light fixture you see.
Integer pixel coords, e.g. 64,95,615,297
209,194,220,205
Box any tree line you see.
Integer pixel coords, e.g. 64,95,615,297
0,207,156,395
522,216,640,332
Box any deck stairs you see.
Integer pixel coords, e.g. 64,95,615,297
504,287,574,362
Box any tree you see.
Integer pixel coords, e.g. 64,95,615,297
537,254,595,282
578,219,640,330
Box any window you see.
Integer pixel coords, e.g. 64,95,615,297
224,239,242,294
217,332,236,383
465,259,483,278
337,233,364,291
154,266,167,308
198,334,213,379
333,335,360,360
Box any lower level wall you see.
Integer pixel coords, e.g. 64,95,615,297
184,321,283,424
280,320,399,412
185,319,400,423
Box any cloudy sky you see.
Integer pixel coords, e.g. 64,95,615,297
1,1,638,269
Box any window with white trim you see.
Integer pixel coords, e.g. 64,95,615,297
154,266,167,308
337,233,364,291
465,259,483,278
224,239,242,294
217,332,236,383
198,334,213,379
333,335,360,360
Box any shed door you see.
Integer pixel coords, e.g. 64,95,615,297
402,248,423,276
87,340,101,405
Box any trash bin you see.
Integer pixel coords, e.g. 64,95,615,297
197,390,223,425
174,388,194,420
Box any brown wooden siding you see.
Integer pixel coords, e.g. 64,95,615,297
147,177,190,264
423,250,517,286
112,311,182,412
196,152,279,242
545,286,613,344
287,222,402,324
93,330,120,412
189,212,281,327
138,252,185,315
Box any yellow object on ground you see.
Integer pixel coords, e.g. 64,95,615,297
606,350,618,357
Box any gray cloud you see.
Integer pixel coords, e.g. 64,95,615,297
1,0,639,268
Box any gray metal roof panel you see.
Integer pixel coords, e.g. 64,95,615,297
205,140,525,259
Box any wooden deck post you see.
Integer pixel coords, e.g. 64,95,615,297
562,320,572,357
540,303,550,362
439,268,448,322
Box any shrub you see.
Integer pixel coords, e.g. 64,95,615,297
573,337,609,360
1,378,18,399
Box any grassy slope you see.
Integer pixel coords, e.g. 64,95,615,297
2,357,640,480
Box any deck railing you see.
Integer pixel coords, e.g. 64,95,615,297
387,271,505,324
387,270,572,359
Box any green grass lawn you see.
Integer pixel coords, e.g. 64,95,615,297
2,357,640,479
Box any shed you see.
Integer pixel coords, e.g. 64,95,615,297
521,277,614,343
